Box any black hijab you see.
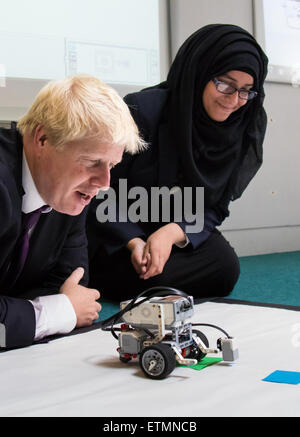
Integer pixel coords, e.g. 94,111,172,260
160,24,268,214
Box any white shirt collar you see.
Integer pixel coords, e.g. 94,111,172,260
22,151,52,214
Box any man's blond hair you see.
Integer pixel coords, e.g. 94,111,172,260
17,74,146,153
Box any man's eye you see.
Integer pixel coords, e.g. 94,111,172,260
88,160,101,167
87,161,116,169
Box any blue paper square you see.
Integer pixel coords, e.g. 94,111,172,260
262,370,300,385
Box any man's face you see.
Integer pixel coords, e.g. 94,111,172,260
34,133,124,215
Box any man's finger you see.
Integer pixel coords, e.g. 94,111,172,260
66,267,85,285
92,288,101,300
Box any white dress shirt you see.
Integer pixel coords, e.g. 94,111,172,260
22,153,77,340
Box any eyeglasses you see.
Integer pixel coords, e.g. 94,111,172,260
212,78,258,101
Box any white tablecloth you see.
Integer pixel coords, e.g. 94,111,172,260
1,301,300,417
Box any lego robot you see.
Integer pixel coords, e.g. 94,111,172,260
114,294,238,379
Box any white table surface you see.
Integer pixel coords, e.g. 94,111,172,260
1,301,300,417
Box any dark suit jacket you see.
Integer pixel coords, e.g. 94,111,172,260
0,126,89,349
87,88,228,259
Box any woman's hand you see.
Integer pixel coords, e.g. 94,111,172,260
141,223,186,280
126,237,148,277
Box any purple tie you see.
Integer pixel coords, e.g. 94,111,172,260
9,206,48,281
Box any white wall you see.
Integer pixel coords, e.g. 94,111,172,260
169,0,300,256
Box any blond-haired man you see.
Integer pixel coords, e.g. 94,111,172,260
0,75,143,349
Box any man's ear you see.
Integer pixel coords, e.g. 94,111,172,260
39,135,47,146
33,125,47,148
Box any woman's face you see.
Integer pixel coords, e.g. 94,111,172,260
202,70,254,122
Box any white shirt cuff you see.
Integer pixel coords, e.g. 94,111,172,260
30,294,77,341
175,234,190,248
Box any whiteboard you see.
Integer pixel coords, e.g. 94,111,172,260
0,0,168,120
254,0,300,85
0,0,160,86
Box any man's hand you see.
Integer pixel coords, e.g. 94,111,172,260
60,267,101,327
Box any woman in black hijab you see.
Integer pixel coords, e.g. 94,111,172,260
87,24,268,301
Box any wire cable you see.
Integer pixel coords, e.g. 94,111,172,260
192,323,231,338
